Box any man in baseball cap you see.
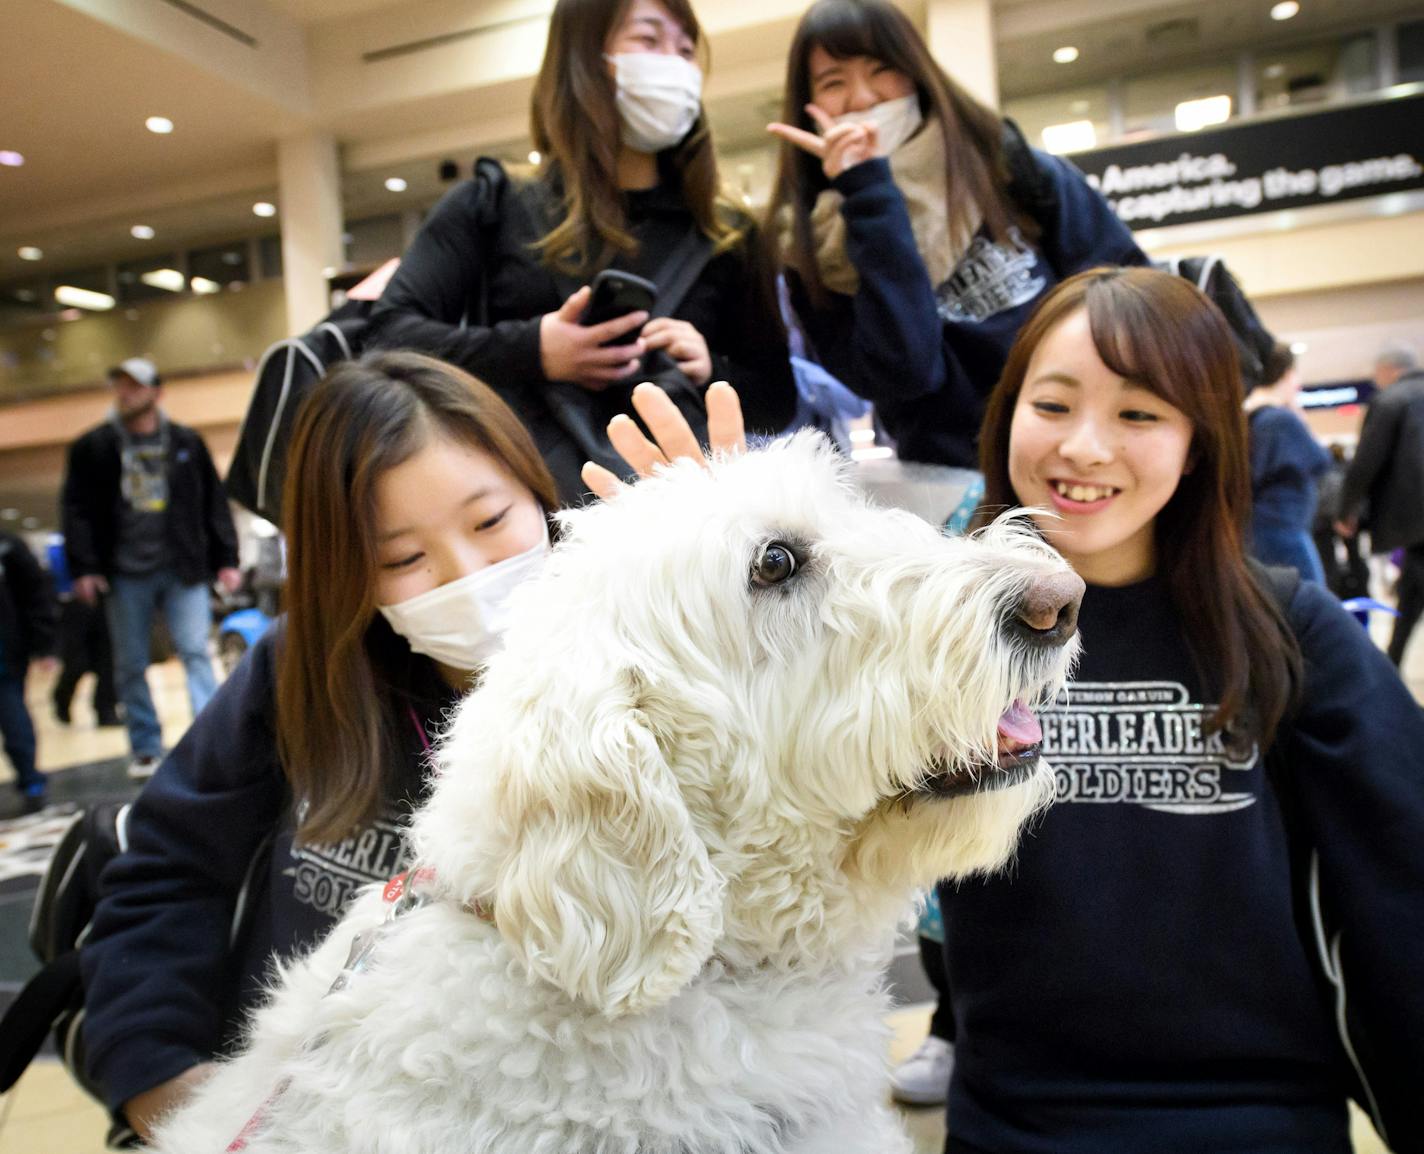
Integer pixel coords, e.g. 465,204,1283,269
60,358,240,777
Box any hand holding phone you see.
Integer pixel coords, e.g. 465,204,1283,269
539,283,650,389
581,270,658,336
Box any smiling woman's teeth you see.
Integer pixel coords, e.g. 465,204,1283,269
1054,481,1116,502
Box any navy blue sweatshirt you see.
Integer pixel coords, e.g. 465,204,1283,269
79,630,455,1113
940,576,1424,1154
788,152,1146,468
1249,405,1332,531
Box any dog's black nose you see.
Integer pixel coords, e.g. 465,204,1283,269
1007,571,1084,647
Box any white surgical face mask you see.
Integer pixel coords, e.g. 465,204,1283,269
829,92,923,157
377,520,550,673
607,52,703,154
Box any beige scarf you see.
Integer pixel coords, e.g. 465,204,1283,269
784,117,981,297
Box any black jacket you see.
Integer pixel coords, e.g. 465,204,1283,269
60,416,239,585
368,164,797,501
0,531,56,672
80,628,454,1112
1339,369,1424,553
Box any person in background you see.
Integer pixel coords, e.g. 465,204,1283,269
80,353,561,1141
1243,342,1332,581
1337,341,1424,668
369,0,795,501
1311,443,1370,600
0,530,58,815
46,535,120,728
766,0,1144,471
59,358,241,778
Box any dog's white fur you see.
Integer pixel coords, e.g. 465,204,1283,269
154,433,1078,1154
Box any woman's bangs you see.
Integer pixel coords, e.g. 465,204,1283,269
1086,284,1190,413
802,1,890,62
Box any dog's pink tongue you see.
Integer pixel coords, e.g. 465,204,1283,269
996,700,1042,748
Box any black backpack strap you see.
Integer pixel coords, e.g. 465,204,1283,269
645,227,715,322
0,951,82,1093
467,157,511,329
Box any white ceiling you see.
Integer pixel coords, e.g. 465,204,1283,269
2,0,1421,285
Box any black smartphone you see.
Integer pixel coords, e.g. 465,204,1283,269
581,269,657,340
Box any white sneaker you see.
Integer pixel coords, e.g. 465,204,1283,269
890,1034,954,1105
127,755,162,780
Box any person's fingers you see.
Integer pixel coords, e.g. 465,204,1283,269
767,122,827,156
631,382,704,465
557,285,591,321
586,340,645,365
606,412,669,477
587,308,649,344
581,460,627,501
640,317,680,338
706,381,746,456
803,103,836,134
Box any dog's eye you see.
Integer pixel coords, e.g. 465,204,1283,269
752,541,798,587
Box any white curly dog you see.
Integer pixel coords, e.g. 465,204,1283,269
154,433,1082,1154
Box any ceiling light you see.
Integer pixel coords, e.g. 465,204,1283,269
1052,46,1079,64
146,116,174,134
0,151,23,167
1270,1,1299,20
54,285,116,311
384,176,408,192
14,289,35,302
1290,341,1309,355
140,268,186,292
1264,63,1286,79
1175,94,1232,132
131,224,155,240
21,518,39,530
252,201,277,218
528,150,541,165
18,246,42,261
1041,120,1098,154
0,509,16,520
190,276,221,294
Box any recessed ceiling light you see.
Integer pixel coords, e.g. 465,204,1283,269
252,201,277,218
1264,63,1286,79
0,151,23,167
1270,1,1299,20
17,246,43,261
131,224,155,240
1290,341,1309,355
1175,94,1233,132
1041,120,1098,154
1053,46,1079,64
528,150,542,165
54,285,116,311
190,276,221,294
141,268,186,292
145,116,174,134
384,176,408,192
0,508,18,520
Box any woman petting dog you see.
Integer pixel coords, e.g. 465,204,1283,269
80,354,562,1139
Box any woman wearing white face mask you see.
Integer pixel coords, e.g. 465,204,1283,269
766,0,1147,472
79,352,563,1141
368,0,796,504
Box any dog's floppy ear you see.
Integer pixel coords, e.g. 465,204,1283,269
483,666,724,1017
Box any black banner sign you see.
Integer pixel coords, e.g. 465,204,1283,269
1070,90,1424,229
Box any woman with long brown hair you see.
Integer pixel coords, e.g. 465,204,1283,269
766,0,1144,470
79,352,561,1139
938,266,1424,1153
369,0,795,502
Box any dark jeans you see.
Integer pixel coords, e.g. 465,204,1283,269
54,596,117,719
1389,542,1424,667
921,933,955,1042
0,673,43,796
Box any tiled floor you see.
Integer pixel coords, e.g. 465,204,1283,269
2,620,1419,1153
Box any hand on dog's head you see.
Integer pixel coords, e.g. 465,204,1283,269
412,432,1078,1016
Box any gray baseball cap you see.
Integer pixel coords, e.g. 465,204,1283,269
108,357,161,388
